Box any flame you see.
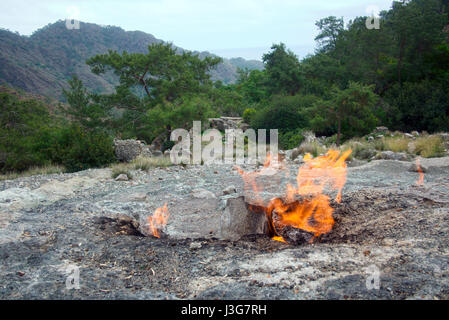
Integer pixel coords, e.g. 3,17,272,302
148,203,169,238
237,150,351,243
416,159,424,185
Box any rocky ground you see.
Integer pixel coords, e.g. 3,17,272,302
0,156,448,299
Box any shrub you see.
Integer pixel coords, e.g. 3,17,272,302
242,108,257,124
414,135,445,158
297,141,327,157
278,129,305,150
42,125,116,172
111,166,133,180
384,136,409,153
250,94,316,132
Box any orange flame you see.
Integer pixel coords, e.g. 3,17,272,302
416,159,424,185
148,203,169,238
237,150,351,243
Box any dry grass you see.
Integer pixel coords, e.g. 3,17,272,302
0,165,66,181
338,134,446,160
297,141,328,157
110,156,173,179
414,135,445,158
383,136,409,153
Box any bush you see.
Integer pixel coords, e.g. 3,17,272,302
414,135,445,158
242,108,257,124
41,125,116,172
278,129,305,150
251,94,317,132
384,136,409,153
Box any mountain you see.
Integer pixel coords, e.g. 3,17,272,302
0,20,264,100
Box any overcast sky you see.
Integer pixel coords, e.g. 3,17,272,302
0,0,394,60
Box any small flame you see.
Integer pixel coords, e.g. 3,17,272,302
148,203,169,238
416,159,424,185
237,150,351,243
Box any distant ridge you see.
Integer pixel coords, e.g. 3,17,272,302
0,20,264,100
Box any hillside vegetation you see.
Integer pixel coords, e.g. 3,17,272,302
1,0,448,175
0,21,263,99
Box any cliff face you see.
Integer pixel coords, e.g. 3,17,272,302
0,20,263,100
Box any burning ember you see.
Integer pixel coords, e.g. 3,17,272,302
148,203,169,238
237,150,352,244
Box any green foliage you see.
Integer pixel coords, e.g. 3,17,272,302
311,82,379,145
242,108,257,124
0,92,53,172
87,42,222,104
250,94,317,133
314,16,344,53
262,43,303,96
383,80,449,132
63,75,110,129
40,124,115,172
278,129,305,150
0,91,115,173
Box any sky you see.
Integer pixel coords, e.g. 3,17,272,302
0,0,394,60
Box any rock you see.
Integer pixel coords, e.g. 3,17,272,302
408,162,428,173
356,148,377,160
223,186,237,195
115,174,129,181
150,132,168,152
128,193,147,202
114,139,152,162
379,151,409,161
208,117,241,131
239,123,250,132
164,150,171,157
220,196,268,241
152,150,163,157
368,136,375,142
290,148,301,161
294,156,304,164
374,126,389,133
189,242,202,250
439,133,449,141
191,188,216,199
405,133,414,139
347,159,368,167
411,131,420,137
376,135,384,139
303,131,317,143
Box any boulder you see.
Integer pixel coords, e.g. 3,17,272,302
223,185,237,195
356,148,377,160
208,117,242,132
408,162,428,173
379,151,409,161
220,196,268,241
374,126,389,134
114,139,152,162
115,174,129,182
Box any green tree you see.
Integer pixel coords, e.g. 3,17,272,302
262,43,303,96
315,16,344,53
312,82,379,146
63,75,109,129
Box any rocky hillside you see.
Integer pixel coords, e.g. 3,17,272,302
0,20,264,100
